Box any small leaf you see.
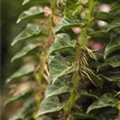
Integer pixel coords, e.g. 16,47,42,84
64,0,78,18
7,64,35,83
55,17,81,33
80,90,99,100
48,33,76,56
106,18,120,32
45,80,73,98
11,43,38,62
50,56,76,84
87,93,118,114
37,96,64,116
104,36,120,59
86,70,103,87
22,0,30,5
4,90,32,106
97,55,120,72
11,24,42,46
17,6,44,23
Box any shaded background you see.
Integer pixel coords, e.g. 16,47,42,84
1,0,24,119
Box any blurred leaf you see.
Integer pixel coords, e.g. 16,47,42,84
64,0,78,18
106,18,120,32
4,90,33,106
7,64,35,83
50,56,76,84
104,36,120,59
48,33,76,56
9,98,34,120
11,24,42,46
37,96,64,116
87,93,118,114
11,43,38,62
17,6,44,23
98,55,120,72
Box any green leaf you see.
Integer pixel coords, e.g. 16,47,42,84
9,98,34,120
37,96,64,116
22,0,30,5
87,93,118,114
86,70,103,87
11,43,38,62
80,90,99,100
4,90,33,106
98,55,120,72
50,56,76,84
17,6,44,23
11,24,42,46
7,64,35,83
45,80,73,98
48,33,76,56
64,0,78,18
104,36,120,59
55,17,81,33
106,18,120,32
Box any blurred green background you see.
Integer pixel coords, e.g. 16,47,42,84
1,0,24,119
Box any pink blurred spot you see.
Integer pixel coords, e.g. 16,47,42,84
72,27,81,34
91,42,103,51
44,6,52,17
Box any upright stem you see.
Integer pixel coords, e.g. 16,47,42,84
79,0,95,47
64,0,95,114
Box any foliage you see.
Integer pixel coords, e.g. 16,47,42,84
5,0,120,120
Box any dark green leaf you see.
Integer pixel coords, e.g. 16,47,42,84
106,18,120,32
87,93,118,114
104,36,120,59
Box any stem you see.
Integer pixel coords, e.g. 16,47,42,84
79,0,95,47
64,72,81,112
64,0,95,114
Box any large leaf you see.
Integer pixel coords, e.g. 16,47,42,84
9,98,34,120
55,17,81,33
17,6,44,23
11,43,38,62
4,90,33,106
104,36,120,59
7,64,35,83
50,56,76,84
11,24,42,46
37,96,64,116
87,93,118,114
45,79,73,98
48,33,76,56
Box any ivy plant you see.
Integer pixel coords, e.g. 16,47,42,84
5,0,120,120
